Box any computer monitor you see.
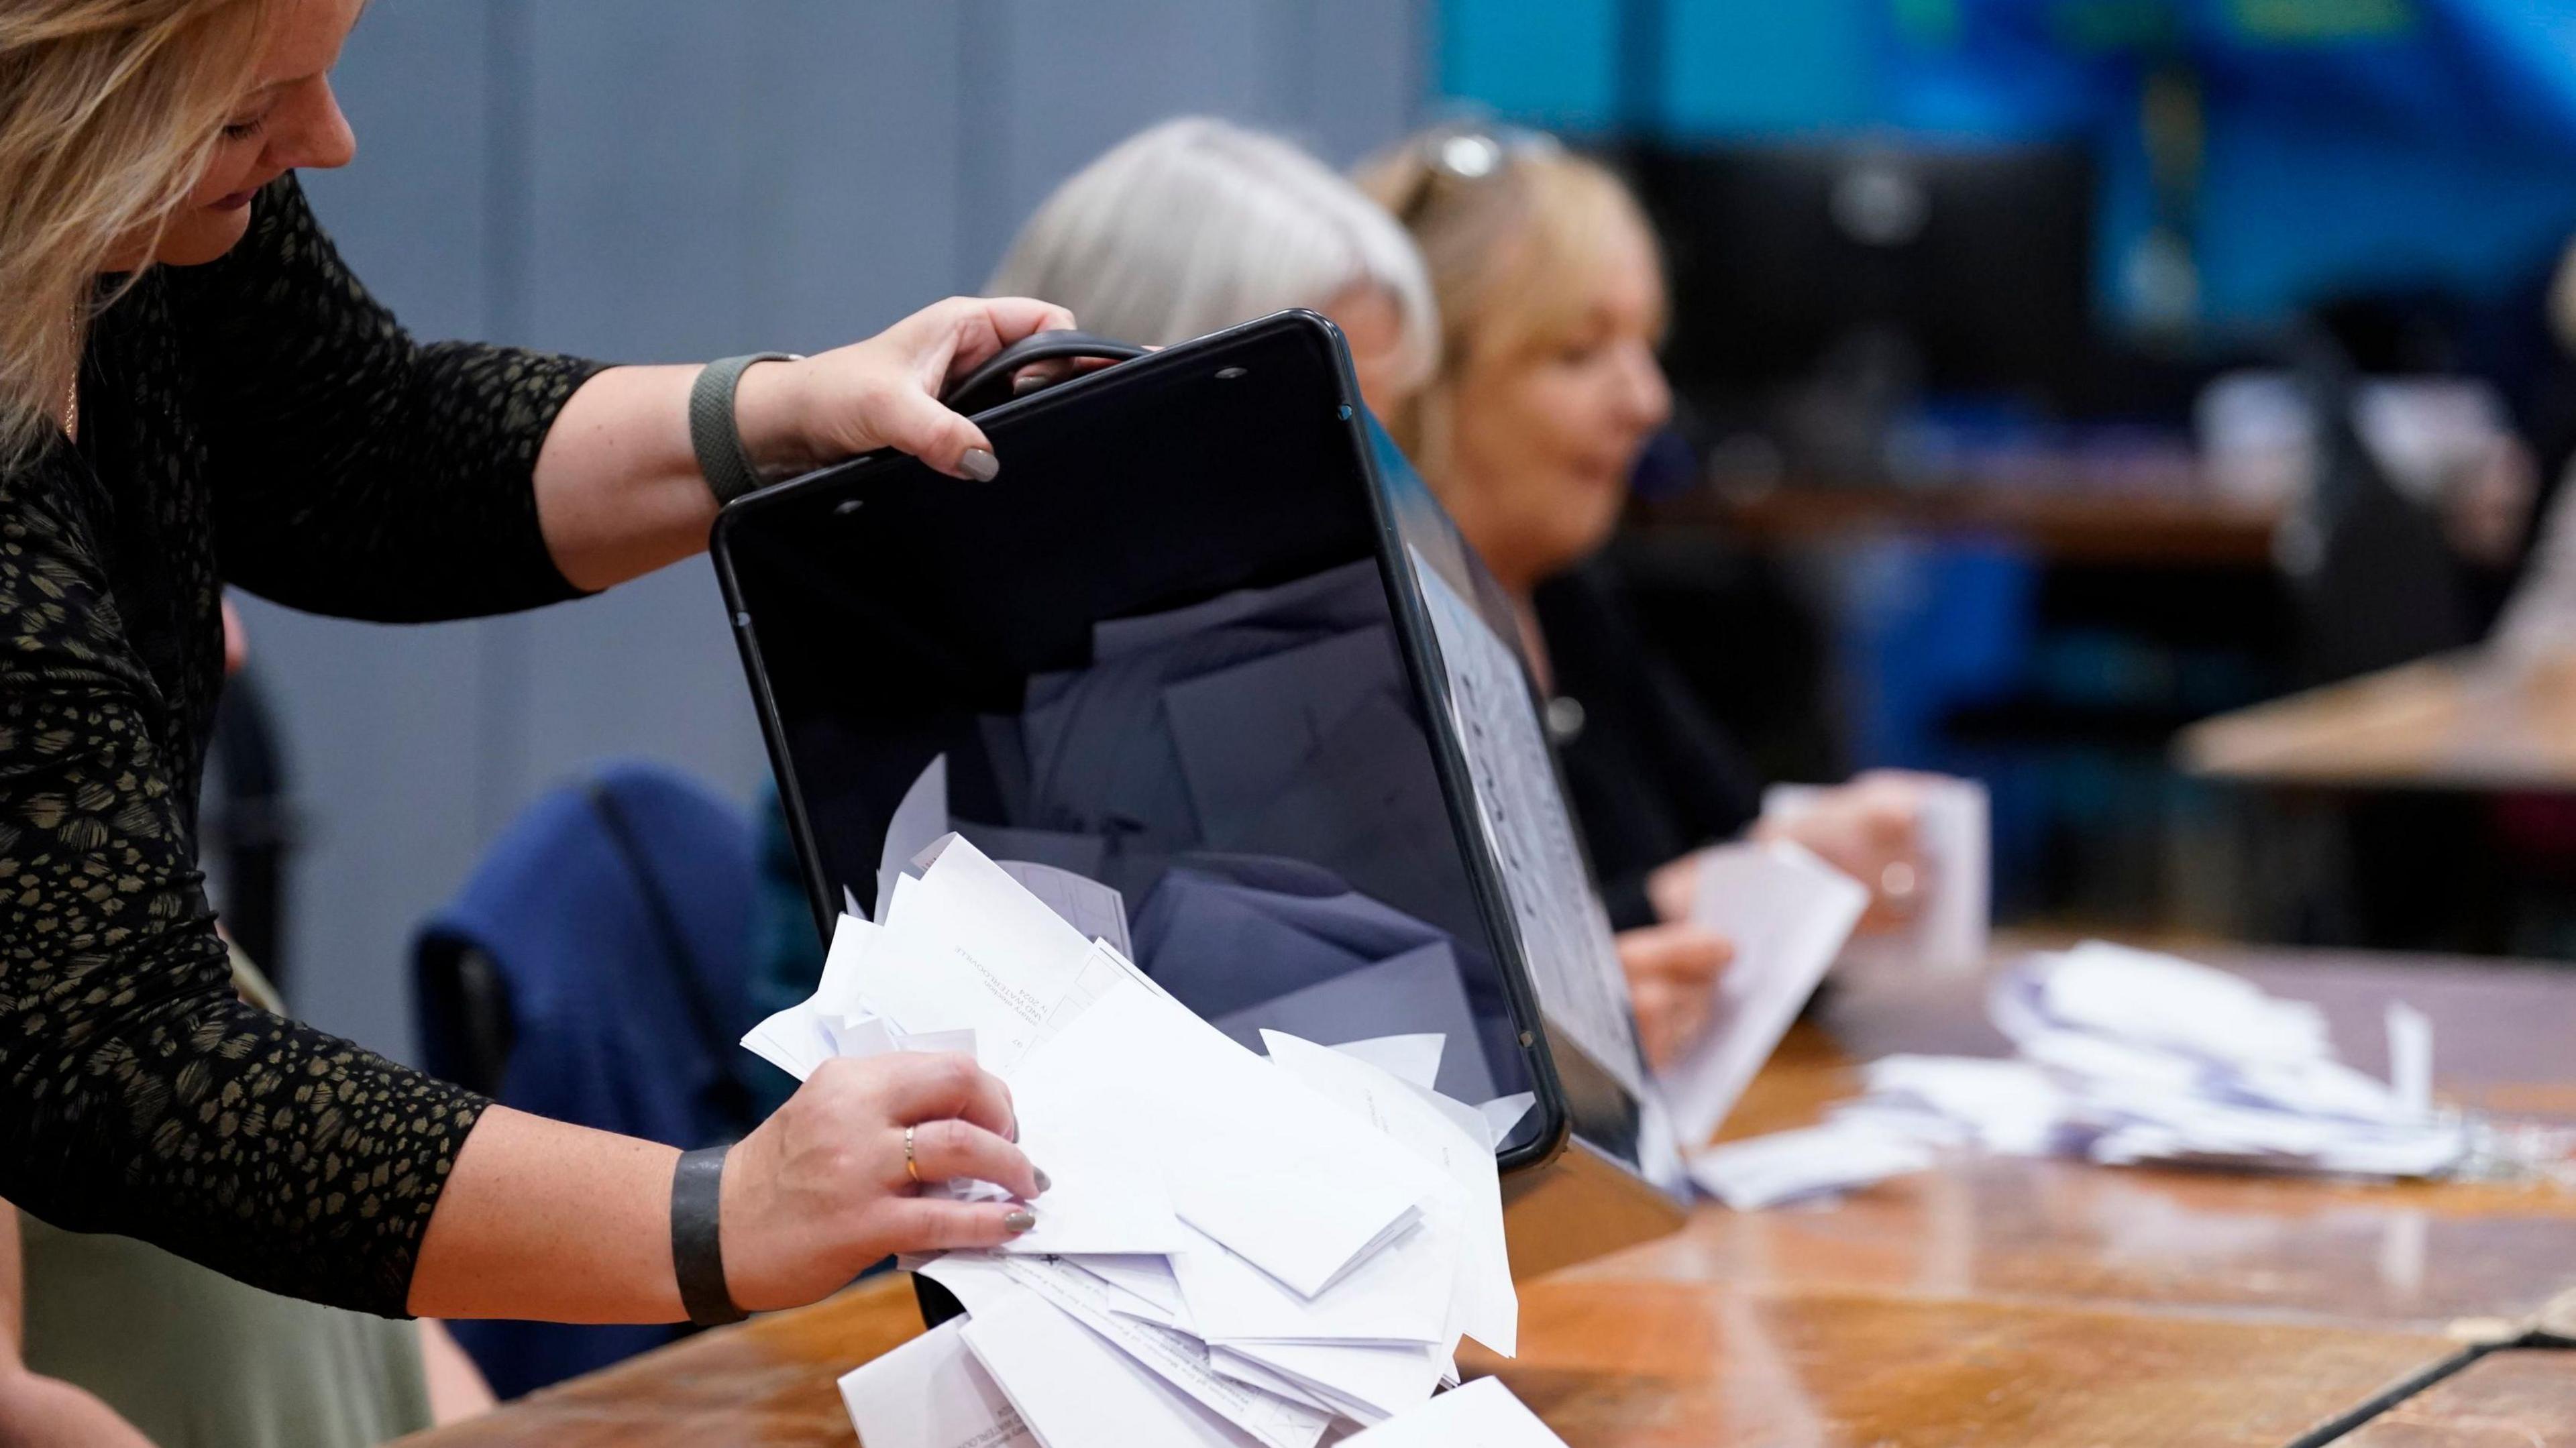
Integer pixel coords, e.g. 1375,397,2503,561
1638,139,2095,408
711,313,1674,1233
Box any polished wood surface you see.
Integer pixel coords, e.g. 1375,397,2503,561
1479,1290,2450,1448
2178,648,2576,791
1644,483,2284,567
2339,1351,2576,1447
400,945,2576,1447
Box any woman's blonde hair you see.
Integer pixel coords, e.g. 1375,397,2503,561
1354,126,1664,486
0,0,272,467
989,116,1438,392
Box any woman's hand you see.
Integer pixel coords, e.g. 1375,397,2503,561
734,296,1078,483
413,1055,1043,1324
536,295,1079,591
1752,771,1931,933
1619,923,1734,1070
718,1052,1045,1313
0,1370,156,1448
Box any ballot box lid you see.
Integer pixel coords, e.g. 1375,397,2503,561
711,310,1653,1178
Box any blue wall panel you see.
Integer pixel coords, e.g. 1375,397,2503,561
1436,0,1620,131
1661,0,1880,136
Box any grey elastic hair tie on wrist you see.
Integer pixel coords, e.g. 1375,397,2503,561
690,352,796,506
671,1144,747,1327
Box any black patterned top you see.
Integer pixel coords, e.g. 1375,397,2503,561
0,175,606,1316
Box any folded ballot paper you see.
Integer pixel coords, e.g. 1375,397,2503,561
1688,941,2465,1209
1658,840,1870,1150
747,833,1533,1446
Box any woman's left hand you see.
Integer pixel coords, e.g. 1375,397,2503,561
734,296,1078,483
1619,922,1734,1070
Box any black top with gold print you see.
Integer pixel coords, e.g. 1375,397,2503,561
0,175,604,1316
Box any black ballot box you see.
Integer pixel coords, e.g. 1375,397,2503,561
712,311,1684,1288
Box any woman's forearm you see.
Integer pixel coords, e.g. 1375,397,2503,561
406,1105,683,1323
531,364,724,593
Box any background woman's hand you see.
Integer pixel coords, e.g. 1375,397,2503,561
717,1052,1044,1313
1618,922,1734,1070
1754,770,1933,933
733,296,1078,483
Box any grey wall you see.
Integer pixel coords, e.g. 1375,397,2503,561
239,0,1430,1061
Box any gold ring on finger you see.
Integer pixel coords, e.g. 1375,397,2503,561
905,1123,922,1184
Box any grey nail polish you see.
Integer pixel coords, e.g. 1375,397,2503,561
1032,1168,1052,1194
1003,1209,1037,1233
959,447,1000,481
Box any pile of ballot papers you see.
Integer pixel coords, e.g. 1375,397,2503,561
1688,941,2467,1209
745,834,1550,1447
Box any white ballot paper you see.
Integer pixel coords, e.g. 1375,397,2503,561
878,754,953,925
1009,972,1443,1295
770,828,1523,1445
962,1289,1268,1448
741,911,889,1082
994,858,1134,960
1684,1119,1936,1210
924,1253,1330,1448
1341,1378,1569,1447
1329,1035,1446,1093
857,836,1100,1072
1697,941,2465,1205
837,1317,1036,1448
1262,1032,1515,1357
1660,840,1868,1149
1214,1338,1448,1425
1766,775,1989,974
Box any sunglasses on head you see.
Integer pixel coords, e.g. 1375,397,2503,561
1395,123,1562,221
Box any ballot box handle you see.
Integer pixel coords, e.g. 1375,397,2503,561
943,329,1148,416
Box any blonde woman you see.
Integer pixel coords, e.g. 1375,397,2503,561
1,0,1060,1331
975,117,1739,1068
1358,127,1934,1044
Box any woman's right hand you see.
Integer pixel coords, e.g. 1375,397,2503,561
1752,771,1932,934
718,1052,1044,1313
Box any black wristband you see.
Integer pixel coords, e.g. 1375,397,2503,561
670,1145,747,1327
689,352,797,506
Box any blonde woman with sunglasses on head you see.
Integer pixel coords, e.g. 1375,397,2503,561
1359,127,1941,1066
0,0,1063,1343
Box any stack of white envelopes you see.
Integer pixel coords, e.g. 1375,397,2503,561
746,835,1532,1447
1688,940,2466,1209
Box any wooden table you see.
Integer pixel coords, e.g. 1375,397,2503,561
399,946,2576,1447
2338,1351,2576,1446
2178,648,2576,792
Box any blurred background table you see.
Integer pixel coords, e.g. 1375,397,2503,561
2173,649,2576,955
2179,649,2576,793
1654,483,2286,569
397,944,2576,1448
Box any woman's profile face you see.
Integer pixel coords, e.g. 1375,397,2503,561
1444,212,1670,591
138,0,362,269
